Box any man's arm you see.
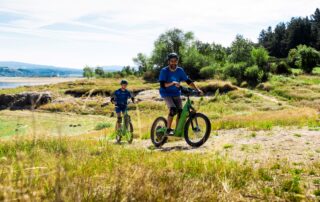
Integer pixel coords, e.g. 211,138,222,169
160,81,179,88
180,68,203,94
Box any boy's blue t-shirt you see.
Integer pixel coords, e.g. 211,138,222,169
159,66,189,97
113,88,132,106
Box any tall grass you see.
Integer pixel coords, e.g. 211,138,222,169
1,138,320,201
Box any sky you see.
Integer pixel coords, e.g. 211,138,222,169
0,0,319,68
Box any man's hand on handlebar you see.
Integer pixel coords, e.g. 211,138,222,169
173,81,180,88
197,89,204,96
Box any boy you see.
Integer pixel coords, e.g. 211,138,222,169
111,80,135,130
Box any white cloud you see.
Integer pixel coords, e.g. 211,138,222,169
0,0,319,67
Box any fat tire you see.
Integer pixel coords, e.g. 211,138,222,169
184,113,211,147
150,117,168,147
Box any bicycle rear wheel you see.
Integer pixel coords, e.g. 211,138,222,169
150,117,168,147
184,113,211,147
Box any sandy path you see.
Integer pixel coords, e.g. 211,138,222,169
117,127,320,164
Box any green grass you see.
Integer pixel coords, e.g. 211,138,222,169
312,67,320,75
0,110,110,138
293,133,302,138
1,138,319,201
223,143,234,149
94,122,113,130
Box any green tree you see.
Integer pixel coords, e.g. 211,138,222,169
150,28,194,69
311,8,320,50
83,66,94,78
133,53,150,74
95,67,105,78
251,47,269,68
229,35,254,63
293,45,320,73
180,45,209,79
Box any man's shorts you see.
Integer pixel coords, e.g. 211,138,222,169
115,105,127,113
163,96,182,109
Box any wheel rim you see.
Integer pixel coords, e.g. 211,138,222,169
154,120,166,143
187,116,208,143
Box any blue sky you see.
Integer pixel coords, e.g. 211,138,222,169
0,0,319,68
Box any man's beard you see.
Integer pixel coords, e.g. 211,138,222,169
169,64,177,69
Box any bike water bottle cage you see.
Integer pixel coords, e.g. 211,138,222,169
169,107,178,117
117,116,122,123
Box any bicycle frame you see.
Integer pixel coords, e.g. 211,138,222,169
120,109,129,135
174,96,194,137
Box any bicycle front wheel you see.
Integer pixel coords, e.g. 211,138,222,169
126,122,134,144
184,113,211,147
124,115,134,144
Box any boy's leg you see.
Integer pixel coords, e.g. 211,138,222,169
116,112,122,130
115,106,122,130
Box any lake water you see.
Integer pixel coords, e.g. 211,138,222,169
0,82,46,89
0,77,83,89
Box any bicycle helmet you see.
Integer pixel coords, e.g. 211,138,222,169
120,79,128,85
167,52,179,61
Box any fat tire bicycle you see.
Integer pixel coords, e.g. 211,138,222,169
151,87,211,148
116,108,134,144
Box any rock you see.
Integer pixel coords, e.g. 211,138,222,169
0,92,52,110
135,90,162,102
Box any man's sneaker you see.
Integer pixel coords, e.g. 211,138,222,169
166,128,174,136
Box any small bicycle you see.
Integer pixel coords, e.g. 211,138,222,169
151,87,211,147
116,107,134,144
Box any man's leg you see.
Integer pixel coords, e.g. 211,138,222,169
167,108,177,129
164,97,178,135
173,96,183,129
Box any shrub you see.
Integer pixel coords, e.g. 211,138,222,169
199,65,216,79
244,65,264,85
271,61,292,75
143,70,157,81
288,48,299,68
288,45,320,73
223,62,247,84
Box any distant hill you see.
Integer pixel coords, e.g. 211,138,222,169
0,61,83,77
100,65,124,72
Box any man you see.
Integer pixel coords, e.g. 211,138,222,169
159,52,203,136
111,80,134,130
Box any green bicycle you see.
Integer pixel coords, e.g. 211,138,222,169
151,87,211,147
116,108,134,144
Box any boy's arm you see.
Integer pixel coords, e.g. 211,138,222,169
110,91,116,104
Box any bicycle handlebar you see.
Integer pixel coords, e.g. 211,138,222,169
180,86,201,96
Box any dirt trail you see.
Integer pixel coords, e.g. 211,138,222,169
237,87,295,108
116,127,320,164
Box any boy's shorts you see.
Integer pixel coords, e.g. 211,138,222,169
115,105,127,113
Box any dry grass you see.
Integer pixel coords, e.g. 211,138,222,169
212,108,319,130
1,137,320,201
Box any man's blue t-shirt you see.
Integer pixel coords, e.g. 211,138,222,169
112,89,132,106
159,66,189,97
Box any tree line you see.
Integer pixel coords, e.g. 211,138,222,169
83,8,320,86
259,8,320,58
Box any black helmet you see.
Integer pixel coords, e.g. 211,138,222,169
120,79,128,85
167,52,179,61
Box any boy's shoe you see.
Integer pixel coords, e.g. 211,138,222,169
166,128,174,136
